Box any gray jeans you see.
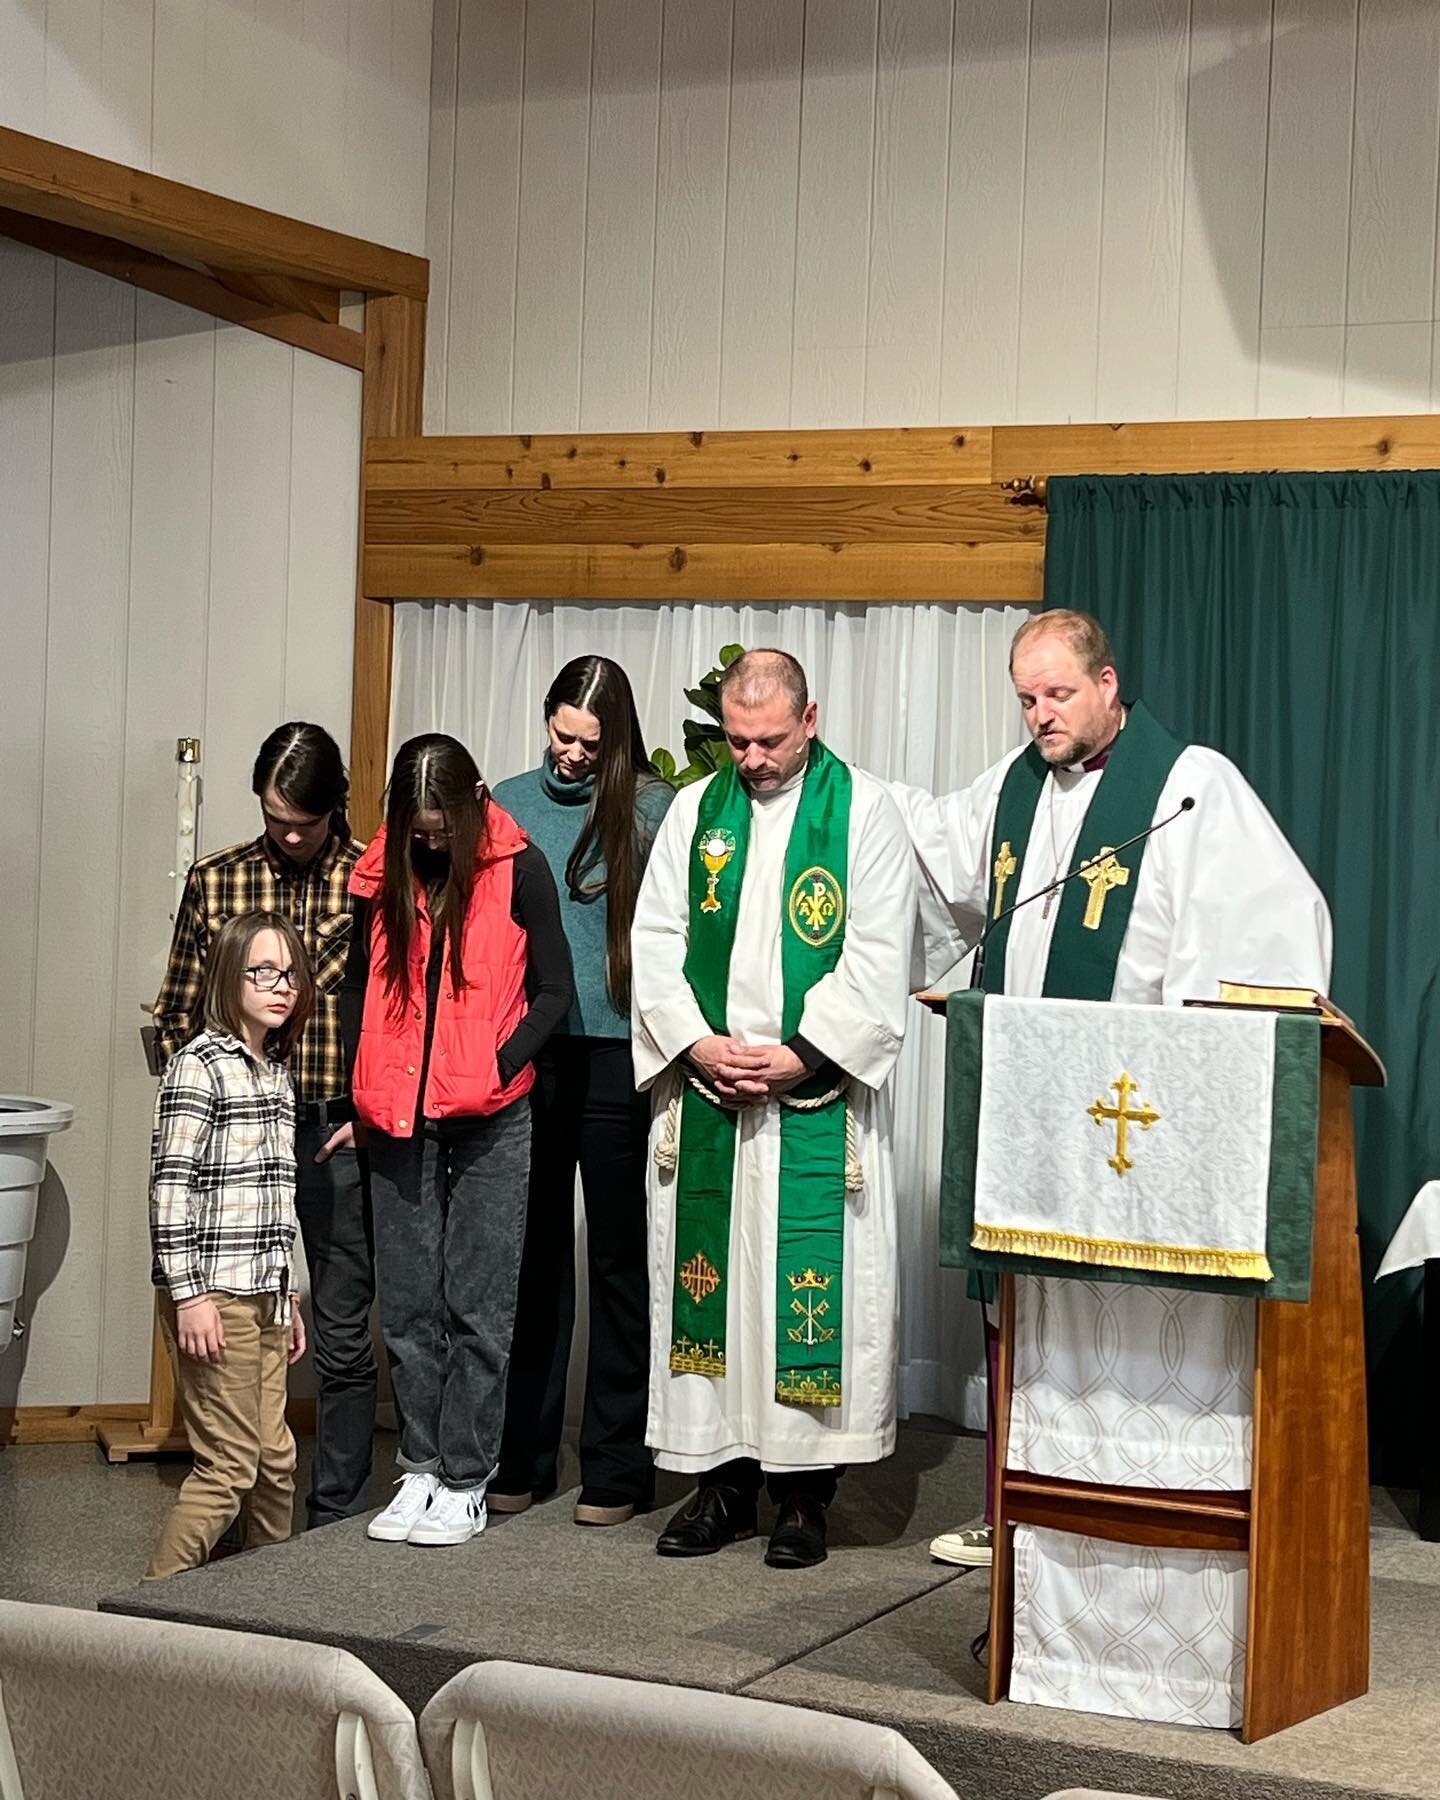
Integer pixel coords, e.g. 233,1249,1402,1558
368,1097,531,1490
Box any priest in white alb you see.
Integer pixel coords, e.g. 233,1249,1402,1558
632,649,916,1570
891,609,1333,1725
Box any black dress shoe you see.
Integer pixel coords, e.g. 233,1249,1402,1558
655,1484,757,1557
765,1492,829,1568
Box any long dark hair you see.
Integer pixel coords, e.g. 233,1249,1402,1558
252,722,351,840
379,735,489,1008
201,910,315,1061
545,656,659,1012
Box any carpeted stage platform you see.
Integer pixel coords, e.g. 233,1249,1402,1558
101,1425,1440,1800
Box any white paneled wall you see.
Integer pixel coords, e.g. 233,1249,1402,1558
0,241,361,1406
0,0,433,253
428,0,1440,432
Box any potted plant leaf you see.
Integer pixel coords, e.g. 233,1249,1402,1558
651,643,744,788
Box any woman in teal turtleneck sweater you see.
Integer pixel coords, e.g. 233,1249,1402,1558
490,656,673,1526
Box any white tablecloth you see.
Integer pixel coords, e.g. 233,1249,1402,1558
1376,1182,1440,1279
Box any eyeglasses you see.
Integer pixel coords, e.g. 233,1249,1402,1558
411,828,451,847
245,965,300,992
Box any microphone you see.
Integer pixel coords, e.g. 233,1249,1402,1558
970,797,1195,991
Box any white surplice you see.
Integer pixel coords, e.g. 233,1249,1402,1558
897,740,1333,1004
891,729,1333,1726
632,763,917,1473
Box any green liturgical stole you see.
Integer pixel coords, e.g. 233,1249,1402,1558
982,701,1185,999
671,741,851,1408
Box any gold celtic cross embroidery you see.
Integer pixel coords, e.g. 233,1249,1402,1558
679,1251,721,1305
992,840,1016,918
1078,847,1130,929
1087,1071,1161,1177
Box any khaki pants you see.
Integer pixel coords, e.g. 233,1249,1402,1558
146,1292,297,1579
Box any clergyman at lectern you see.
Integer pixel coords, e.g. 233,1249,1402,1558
888,608,1332,1570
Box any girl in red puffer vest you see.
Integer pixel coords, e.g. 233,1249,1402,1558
341,734,572,1547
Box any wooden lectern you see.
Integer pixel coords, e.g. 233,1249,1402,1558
985,1016,1383,1742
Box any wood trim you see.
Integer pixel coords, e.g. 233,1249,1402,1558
0,125,427,300
361,409,1440,616
350,294,428,838
1244,1051,1370,1742
364,541,1045,605
0,207,365,370
366,426,994,490
1002,1472,1251,1554
991,415,1440,480
365,483,1042,547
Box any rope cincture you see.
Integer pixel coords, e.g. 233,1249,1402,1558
655,1068,864,1192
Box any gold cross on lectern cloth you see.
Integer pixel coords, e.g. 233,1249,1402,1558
1087,1070,1161,1177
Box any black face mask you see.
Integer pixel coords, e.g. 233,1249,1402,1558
410,844,451,886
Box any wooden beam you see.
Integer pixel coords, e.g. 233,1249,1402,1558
350,294,428,839
0,207,365,369
205,267,342,324
364,482,1044,547
363,539,1044,604
366,425,994,490
0,124,428,300
994,415,1440,480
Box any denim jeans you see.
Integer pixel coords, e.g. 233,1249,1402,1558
368,1097,532,1490
498,1038,654,1506
293,1122,377,1527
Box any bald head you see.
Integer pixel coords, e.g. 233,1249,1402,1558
718,648,809,718
718,649,817,791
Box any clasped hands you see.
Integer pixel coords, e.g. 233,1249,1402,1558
688,1035,807,1104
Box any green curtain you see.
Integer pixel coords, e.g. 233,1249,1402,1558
1045,472,1440,1483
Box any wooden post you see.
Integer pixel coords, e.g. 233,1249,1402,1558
350,294,427,839
95,1298,189,1462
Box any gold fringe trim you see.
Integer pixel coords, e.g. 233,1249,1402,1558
970,1223,1274,1282
775,1370,842,1408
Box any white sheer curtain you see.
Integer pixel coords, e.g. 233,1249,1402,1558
390,599,1029,1427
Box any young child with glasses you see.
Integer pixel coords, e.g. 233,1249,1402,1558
145,910,316,1578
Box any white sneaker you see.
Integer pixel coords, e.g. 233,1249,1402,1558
407,1482,487,1546
367,1472,438,1542
930,1523,993,1567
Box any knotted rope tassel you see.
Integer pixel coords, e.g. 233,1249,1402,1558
653,1073,864,1192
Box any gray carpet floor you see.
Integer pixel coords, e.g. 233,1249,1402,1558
6,1426,1437,1800
99,1423,982,1710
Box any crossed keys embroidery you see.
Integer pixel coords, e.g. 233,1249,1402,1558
786,1268,837,1345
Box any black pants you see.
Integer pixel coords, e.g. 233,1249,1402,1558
498,1038,654,1506
293,1121,377,1527
710,1459,842,1507
369,1099,533,1490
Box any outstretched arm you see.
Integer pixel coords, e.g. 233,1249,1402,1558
794,781,919,1092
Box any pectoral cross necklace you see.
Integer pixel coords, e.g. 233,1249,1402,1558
1042,776,1084,918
